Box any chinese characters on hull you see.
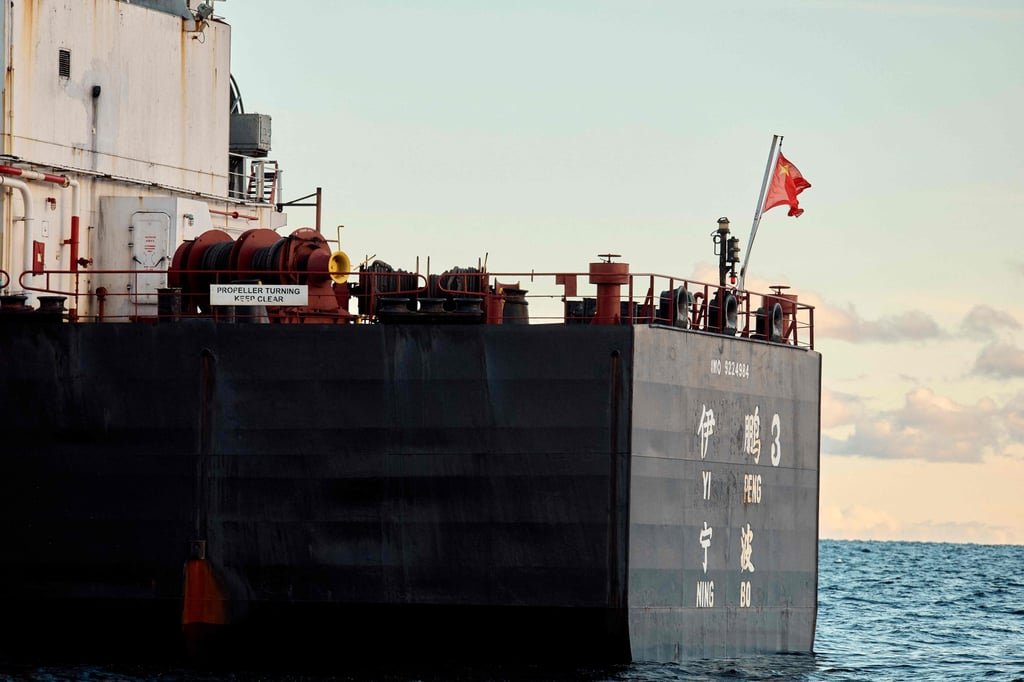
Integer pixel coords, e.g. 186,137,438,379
696,405,716,608
696,404,715,460
699,522,713,574
693,393,784,612
739,523,755,608
740,523,755,573
744,406,761,464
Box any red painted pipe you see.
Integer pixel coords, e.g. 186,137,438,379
68,214,80,321
589,261,630,325
69,215,80,268
95,287,107,322
210,208,259,221
0,164,69,187
0,165,83,320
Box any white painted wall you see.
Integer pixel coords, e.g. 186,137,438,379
0,0,289,315
7,0,230,192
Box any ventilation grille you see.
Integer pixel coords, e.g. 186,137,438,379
58,49,70,79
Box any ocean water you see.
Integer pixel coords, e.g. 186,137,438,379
3,540,1022,681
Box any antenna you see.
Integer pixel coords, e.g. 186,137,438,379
712,217,741,287
195,1,216,21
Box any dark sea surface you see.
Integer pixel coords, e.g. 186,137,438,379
3,540,1022,681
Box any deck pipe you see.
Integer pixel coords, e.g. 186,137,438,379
588,260,630,325
0,175,34,289
0,165,80,318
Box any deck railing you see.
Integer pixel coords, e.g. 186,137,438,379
4,267,815,349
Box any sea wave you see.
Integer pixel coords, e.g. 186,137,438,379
2,540,1022,681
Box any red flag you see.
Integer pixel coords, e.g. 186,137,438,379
763,152,811,217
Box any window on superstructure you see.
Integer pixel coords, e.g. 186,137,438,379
59,49,71,79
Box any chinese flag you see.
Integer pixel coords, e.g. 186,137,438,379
763,152,811,217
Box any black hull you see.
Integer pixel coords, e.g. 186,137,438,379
4,601,628,664
0,321,819,663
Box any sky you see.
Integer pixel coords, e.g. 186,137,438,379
224,0,1024,545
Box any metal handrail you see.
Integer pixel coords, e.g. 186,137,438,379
10,267,815,348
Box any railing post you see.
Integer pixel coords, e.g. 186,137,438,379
668,277,674,326
627,276,634,325
809,307,815,349
315,186,322,234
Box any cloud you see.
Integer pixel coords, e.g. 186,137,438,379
894,520,1022,545
815,304,943,343
821,388,866,428
960,304,1021,340
973,342,1024,378
820,505,1021,545
1004,393,1024,443
825,387,1008,462
689,263,942,343
820,504,899,540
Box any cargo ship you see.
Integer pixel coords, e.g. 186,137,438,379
0,0,820,664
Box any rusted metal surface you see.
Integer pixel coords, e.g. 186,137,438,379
0,1,822,664
0,322,632,659
8,1,230,193
0,320,818,662
628,327,820,659
209,208,259,221
0,1,286,313
14,263,817,348
167,227,343,321
589,259,630,325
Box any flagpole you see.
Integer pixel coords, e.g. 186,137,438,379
738,134,781,291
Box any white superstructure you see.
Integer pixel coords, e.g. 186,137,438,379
0,0,286,318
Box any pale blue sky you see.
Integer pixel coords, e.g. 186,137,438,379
226,1,1024,543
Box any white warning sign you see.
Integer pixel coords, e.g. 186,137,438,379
210,284,308,306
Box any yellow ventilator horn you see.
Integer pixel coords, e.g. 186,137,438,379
329,250,351,284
